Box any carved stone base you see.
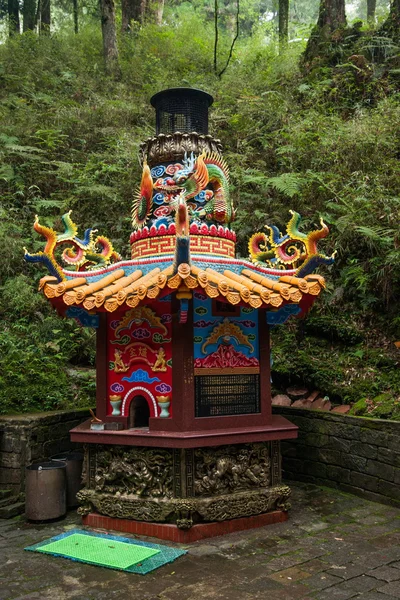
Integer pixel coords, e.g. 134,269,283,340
78,441,291,530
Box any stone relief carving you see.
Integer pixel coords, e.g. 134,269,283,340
78,489,175,522
140,132,223,167
77,485,291,527
93,446,173,498
194,443,271,496
196,486,291,522
77,442,289,528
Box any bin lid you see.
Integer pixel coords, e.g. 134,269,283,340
26,461,67,470
51,452,83,462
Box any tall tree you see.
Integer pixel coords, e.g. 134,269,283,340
316,0,346,31
279,0,289,51
367,0,376,24
99,0,121,76
302,0,347,69
23,0,36,30
121,0,146,32
380,0,400,41
213,0,240,78
73,0,78,33
8,0,20,35
145,0,164,24
39,0,50,34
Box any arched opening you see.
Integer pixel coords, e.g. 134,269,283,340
128,395,150,429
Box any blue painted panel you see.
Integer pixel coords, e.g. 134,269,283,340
192,292,259,360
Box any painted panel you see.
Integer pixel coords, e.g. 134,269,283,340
193,292,259,368
107,299,172,418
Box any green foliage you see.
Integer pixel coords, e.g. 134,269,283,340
271,309,400,407
0,275,95,414
303,316,364,345
0,7,399,416
349,393,400,420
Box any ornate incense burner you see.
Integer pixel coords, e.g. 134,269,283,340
25,87,333,537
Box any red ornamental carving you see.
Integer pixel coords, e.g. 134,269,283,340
194,344,259,369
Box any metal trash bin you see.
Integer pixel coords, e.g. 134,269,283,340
25,461,67,521
50,451,84,507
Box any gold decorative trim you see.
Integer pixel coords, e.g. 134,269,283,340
130,235,235,260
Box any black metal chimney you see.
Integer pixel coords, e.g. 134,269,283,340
150,88,213,135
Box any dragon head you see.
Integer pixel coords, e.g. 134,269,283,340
172,152,196,187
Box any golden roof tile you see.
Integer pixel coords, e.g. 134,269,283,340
38,260,324,314
241,269,291,299
93,270,143,306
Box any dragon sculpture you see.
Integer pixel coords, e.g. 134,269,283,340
24,211,121,282
131,161,154,229
131,151,233,229
248,210,335,277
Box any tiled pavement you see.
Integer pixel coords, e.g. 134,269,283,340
1,483,400,599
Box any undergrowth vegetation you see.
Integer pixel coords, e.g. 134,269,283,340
1,10,399,416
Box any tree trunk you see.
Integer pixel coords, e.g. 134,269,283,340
121,0,146,32
380,0,400,42
23,0,37,31
145,0,164,25
302,0,347,70
367,0,376,24
99,0,121,76
39,0,50,34
73,0,78,33
8,0,20,36
278,0,289,51
316,0,346,30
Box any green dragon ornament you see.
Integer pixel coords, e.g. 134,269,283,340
132,152,234,229
248,210,336,277
24,211,121,282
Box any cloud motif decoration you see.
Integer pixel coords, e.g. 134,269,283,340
236,320,256,328
122,369,161,384
153,332,171,344
153,192,165,205
132,328,150,340
151,165,165,178
110,383,124,393
155,383,172,394
194,320,216,328
194,292,207,300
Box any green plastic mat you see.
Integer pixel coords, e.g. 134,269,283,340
25,529,187,574
34,532,159,569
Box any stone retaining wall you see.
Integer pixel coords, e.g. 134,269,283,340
1,406,399,513
0,408,90,498
274,406,400,507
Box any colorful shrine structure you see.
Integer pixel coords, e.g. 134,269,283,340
25,88,334,542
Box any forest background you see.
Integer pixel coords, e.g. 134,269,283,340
1,0,400,419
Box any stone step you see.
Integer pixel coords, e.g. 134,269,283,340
0,502,25,519
0,489,12,501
